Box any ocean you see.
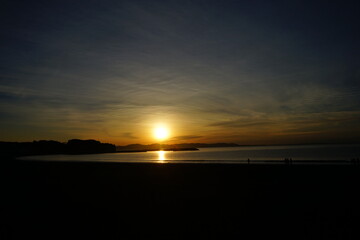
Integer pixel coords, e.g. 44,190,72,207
19,144,360,164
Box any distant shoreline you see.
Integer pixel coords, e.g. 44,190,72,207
116,142,360,150
117,147,199,153
2,140,359,158
234,142,360,147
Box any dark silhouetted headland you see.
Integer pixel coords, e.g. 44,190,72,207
66,139,116,154
0,139,116,158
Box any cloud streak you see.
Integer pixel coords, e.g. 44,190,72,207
171,135,202,141
0,0,359,144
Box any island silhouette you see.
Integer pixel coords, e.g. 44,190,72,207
116,142,240,152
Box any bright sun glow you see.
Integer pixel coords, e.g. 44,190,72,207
154,127,169,141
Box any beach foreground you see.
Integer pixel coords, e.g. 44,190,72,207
1,160,360,239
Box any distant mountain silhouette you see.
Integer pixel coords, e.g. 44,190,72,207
116,143,240,151
0,139,116,157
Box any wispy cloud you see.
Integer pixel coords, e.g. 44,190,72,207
171,135,202,141
1,1,359,144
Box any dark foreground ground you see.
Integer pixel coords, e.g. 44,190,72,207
1,159,360,239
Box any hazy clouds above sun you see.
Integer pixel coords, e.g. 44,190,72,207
1,0,359,145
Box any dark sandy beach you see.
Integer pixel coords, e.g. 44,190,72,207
1,159,360,239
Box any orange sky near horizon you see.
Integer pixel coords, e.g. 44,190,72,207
1,1,360,146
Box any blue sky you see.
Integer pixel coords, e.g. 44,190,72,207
1,0,359,145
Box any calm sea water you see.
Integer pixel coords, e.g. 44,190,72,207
19,144,360,164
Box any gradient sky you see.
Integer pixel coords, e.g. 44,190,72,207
1,0,360,145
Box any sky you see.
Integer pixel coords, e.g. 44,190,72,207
1,0,360,145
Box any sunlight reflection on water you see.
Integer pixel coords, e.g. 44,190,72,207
18,144,360,164
157,150,166,162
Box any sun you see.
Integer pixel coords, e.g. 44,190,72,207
154,127,169,141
